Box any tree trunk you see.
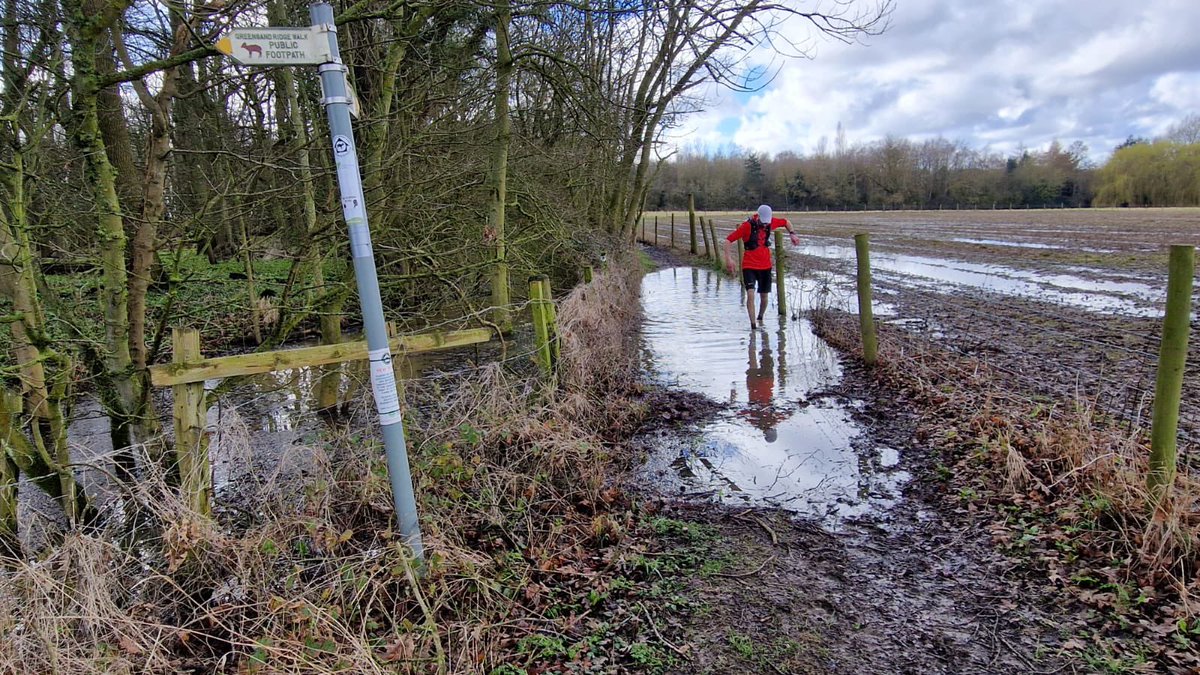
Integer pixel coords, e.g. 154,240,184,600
487,0,513,331
0,153,50,419
0,163,88,523
94,33,143,229
64,0,142,452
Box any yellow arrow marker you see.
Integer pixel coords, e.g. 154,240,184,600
215,37,232,55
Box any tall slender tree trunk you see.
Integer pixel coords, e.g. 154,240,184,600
487,0,513,331
266,64,327,347
64,0,142,453
0,154,87,523
117,13,193,452
94,34,143,229
0,154,49,419
238,206,263,345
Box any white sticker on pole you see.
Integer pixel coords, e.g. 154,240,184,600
333,134,363,201
368,348,402,426
340,194,365,222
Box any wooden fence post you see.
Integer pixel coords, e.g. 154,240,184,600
641,217,646,243
688,193,698,254
699,216,711,260
713,226,724,269
654,216,659,246
539,278,560,368
529,277,554,376
708,219,720,264
670,212,676,249
316,360,343,413
172,327,211,516
386,322,414,405
854,234,878,366
1148,245,1195,503
775,229,787,317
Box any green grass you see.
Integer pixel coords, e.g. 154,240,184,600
727,632,754,658
2,250,346,371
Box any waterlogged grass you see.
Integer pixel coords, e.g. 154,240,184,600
2,250,314,367
0,256,689,673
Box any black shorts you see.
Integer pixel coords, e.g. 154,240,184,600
742,269,772,293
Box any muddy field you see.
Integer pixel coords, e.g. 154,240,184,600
633,210,1200,672
644,208,1200,453
647,207,1200,276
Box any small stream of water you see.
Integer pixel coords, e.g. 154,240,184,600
639,267,909,524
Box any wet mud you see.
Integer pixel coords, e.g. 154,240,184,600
632,258,1078,674
638,361,1076,674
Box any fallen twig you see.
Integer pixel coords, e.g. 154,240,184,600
638,602,688,658
713,555,776,579
753,516,779,545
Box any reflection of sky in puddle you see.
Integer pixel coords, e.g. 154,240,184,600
794,242,1165,316
641,267,908,522
643,267,842,399
205,368,330,493
674,405,910,519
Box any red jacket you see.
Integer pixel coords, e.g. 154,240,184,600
727,216,789,270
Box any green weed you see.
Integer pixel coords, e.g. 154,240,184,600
727,632,755,659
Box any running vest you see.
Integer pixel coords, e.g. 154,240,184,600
744,217,771,251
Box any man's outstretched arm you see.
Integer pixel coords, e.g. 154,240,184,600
776,219,801,246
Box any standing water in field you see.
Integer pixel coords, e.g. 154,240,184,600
640,267,908,524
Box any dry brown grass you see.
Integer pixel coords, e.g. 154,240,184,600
811,309,1200,612
0,255,653,674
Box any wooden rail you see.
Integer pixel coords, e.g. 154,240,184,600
149,327,495,386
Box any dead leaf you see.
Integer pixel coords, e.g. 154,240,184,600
380,635,414,663
118,634,143,656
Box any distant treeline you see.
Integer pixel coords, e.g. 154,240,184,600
650,115,1200,211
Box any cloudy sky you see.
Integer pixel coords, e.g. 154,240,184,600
669,0,1200,163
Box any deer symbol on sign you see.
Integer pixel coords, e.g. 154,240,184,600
241,42,262,58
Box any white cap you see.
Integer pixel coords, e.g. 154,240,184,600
757,205,772,223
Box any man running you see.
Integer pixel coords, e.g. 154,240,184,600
725,204,800,329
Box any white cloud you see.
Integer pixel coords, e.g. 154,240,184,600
666,0,1200,160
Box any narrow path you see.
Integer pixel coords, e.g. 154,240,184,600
658,363,1075,673
636,248,1078,674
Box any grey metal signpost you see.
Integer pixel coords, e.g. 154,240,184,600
216,3,424,562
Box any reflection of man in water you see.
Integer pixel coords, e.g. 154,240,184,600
741,331,788,442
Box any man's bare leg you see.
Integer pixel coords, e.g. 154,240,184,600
745,287,756,328
757,292,769,323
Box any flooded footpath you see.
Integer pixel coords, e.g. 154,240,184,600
634,263,1076,674
638,266,907,525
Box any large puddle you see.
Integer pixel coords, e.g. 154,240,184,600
640,267,908,523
